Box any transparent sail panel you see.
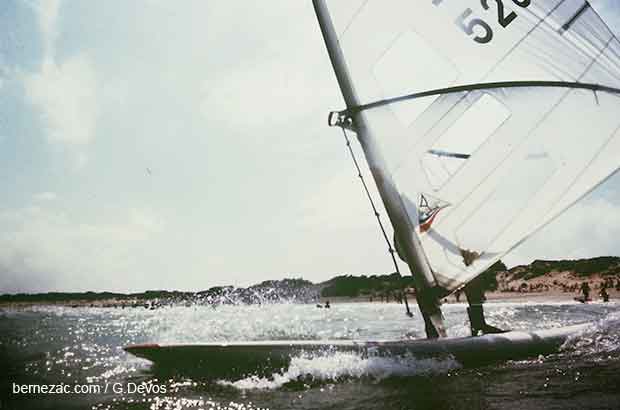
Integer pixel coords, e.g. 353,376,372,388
421,93,511,190
321,0,620,293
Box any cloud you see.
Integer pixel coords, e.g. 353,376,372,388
36,0,61,56
24,0,99,148
0,205,165,293
200,55,328,132
25,55,99,146
198,2,334,135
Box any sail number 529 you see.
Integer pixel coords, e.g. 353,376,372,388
433,0,531,44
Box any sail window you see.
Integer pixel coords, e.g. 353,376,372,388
422,93,511,190
373,30,458,126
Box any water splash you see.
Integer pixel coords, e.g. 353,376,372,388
143,397,267,410
217,351,460,390
561,311,620,357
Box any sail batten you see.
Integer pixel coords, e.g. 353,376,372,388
561,2,590,31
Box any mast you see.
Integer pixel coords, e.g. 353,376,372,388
312,0,446,338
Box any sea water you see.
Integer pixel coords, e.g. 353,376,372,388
1,301,619,409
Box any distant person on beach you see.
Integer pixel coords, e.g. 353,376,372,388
580,282,590,301
600,285,609,303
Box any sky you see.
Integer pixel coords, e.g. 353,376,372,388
1,0,620,293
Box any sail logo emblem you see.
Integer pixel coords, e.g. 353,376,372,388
418,194,450,233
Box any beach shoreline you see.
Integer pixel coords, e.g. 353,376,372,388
1,289,617,310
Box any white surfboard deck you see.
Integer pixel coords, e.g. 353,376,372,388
124,323,589,377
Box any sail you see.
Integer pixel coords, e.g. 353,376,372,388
315,0,620,295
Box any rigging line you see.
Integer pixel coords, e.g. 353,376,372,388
339,126,403,279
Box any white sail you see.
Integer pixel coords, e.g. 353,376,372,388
316,1,620,295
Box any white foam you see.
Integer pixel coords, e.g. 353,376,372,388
561,311,620,356
218,351,460,390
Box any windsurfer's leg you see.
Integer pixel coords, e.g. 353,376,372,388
464,283,506,336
